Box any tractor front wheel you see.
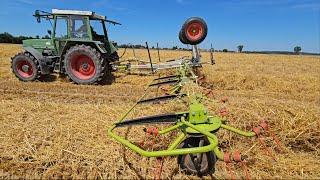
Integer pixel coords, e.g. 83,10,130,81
177,136,216,176
64,44,106,84
11,52,40,81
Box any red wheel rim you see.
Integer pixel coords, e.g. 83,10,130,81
186,22,204,41
16,60,34,78
70,55,96,80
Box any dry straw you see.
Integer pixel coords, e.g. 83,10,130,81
0,44,319,179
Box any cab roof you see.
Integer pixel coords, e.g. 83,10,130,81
52,9,106,20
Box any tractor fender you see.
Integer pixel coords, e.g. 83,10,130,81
94,42,108,54
23,46,43,61
23,46,51,74
60,41,107,57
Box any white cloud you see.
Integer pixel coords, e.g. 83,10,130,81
16,0,36,5
176,0,184,4
291,2,320,9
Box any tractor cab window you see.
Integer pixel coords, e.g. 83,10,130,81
90,20,106,42
70,16,89,39
55,17,68,39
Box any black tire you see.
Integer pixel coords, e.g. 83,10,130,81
11,52,41,81
64,44,106,84
98,65,115,85
181,17,208,45
179,29,188,44
109,51,119,62
177,136,216,176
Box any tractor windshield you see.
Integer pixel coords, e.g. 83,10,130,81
70,16,90,39
55,17,68,38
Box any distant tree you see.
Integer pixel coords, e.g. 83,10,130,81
237,45,244,53
132,44,145,49
172,46,178,50
222,49,228,52
35,35,40,39
294,46,302,54
0,32,14,43
42,35,50,39
118,44,131,48
0,32,37,44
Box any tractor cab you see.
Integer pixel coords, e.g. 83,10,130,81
51,10,115,40
48,9,120,56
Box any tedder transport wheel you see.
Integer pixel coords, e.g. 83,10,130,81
180,17,208,45
11,52,40,81
64,44,106,84
178,136,216,176
179,29,188,44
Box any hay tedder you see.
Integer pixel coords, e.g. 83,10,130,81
11,10,215,84
112,17,212,74
108,18,284,178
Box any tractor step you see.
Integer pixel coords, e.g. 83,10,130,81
54,62,60,72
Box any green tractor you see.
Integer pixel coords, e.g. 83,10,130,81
11,9,120,84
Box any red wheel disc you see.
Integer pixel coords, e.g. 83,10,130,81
70,55,96,80
16,60,34,78
186,22,204,41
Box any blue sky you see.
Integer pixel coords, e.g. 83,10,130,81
0,0,319,53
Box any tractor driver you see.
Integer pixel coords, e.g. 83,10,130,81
71,18,89,38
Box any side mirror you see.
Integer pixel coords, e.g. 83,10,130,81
47,30,52,36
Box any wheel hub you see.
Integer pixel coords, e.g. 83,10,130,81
178,137,216,176
69,54,96,80
22,65,30,72
16,60,34,78
184,153,208,172
186,22,204,41
81,63,89,71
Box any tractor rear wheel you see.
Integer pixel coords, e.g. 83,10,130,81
177,136,216,176
11,52,40,81
181,17,208,45
64,44,106,84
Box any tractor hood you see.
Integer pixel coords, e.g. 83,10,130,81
23,39,55,52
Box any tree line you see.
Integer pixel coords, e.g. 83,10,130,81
0,32,49,44
0,32,310,55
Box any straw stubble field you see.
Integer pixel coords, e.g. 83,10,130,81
0,43,319,179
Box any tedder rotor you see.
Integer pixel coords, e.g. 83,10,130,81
108,18,283,178
108,64,283,178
